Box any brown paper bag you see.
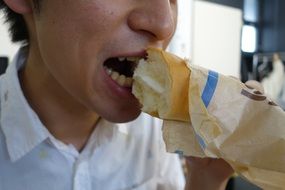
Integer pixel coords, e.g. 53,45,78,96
163,63,285,189
132,48,285,189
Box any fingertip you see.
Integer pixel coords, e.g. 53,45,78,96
245,80,265,94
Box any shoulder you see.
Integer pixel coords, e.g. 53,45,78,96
124,113,163,140
0,74,4,126
128,113,163,129
0,124,9,163
113,113,165,155
127,115,185,188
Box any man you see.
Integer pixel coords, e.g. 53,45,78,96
0,0,233,189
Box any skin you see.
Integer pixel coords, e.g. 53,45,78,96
5,0,177,149
185,157,234,190
4,0,234,189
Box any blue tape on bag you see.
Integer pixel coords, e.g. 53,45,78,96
196,134,206,150
196,70,219,149
201,70,219,108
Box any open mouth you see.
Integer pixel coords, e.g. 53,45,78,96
103,56,144,88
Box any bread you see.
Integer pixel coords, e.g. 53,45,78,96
132,48,190,122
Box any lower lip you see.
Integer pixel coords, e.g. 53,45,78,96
102,67,136,99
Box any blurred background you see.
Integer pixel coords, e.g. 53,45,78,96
171,0,285,109
169,0,284,189
1,0,284,189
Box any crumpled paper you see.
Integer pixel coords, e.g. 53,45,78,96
162,63,285,189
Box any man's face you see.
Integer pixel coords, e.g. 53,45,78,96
31,0,177,122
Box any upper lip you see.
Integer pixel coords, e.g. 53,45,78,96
108,50,147,59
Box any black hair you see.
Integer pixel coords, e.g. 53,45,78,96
0,0,41,43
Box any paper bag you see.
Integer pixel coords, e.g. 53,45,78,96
163,63,285,189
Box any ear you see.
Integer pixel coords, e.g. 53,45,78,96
3,0,32,14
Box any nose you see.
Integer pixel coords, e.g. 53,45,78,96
128,0,176,41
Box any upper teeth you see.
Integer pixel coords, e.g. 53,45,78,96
127,57,140,62
118,57,125,61
118,57,140,63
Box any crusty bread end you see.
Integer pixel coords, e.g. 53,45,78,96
132,48,190,122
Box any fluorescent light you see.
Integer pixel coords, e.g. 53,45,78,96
241,25,257,53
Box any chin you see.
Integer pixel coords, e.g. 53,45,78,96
104,109,142,123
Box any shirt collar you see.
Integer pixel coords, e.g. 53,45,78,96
0,47,50,162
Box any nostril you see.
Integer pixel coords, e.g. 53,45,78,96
127,6,176,41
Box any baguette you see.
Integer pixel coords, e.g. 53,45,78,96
132,48,285,190
132,47,190,122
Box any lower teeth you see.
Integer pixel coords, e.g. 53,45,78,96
105,67,133,87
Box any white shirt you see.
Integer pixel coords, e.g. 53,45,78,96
0,48,185,190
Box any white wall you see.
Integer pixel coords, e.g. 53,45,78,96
168,0,193,59
0,11,20,60
192,1,242,77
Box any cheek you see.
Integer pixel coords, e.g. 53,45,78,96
35,21,99,106
36,1,118,69
36,0,125,63
34,1,129,107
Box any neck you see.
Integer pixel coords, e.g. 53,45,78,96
19,45,99,151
